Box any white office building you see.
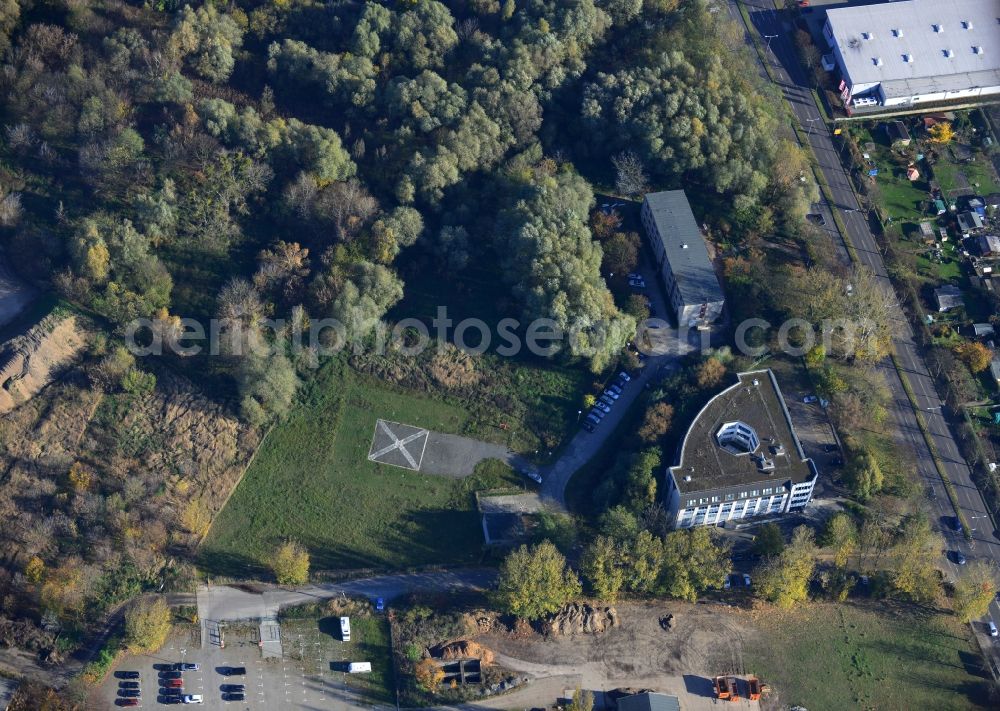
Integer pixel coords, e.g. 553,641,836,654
664,370,818,529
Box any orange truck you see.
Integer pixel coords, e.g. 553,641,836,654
713,676,732,700
726,676,741,701
748,676,762,701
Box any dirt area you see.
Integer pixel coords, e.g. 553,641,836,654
0,313,86,414
476,601,754,683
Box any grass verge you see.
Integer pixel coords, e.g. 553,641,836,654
891,354,972,539
746,601,991,711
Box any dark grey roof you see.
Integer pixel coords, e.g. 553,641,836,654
644,190,724,307
617,692,681,711
669,370,815,495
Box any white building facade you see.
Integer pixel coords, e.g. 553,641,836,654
823,0,1000,113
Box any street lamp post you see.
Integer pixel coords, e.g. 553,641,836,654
764,34,778,56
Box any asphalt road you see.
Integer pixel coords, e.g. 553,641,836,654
728,0,1000,587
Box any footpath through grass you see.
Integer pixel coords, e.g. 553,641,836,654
200,357,523,575
747,601,991,711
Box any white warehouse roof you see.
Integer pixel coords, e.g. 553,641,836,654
826,0,1000,99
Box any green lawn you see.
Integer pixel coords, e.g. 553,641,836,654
281,613,395,703
934,155,1000,197
747,602,991,711
199,357,525,575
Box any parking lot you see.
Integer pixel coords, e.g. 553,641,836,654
97,621,391,710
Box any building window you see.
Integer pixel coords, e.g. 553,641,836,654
751,490,759,497
699,498,708,505
687,499,697,507
739,491,747,498
725,494,734,501
711,496,720,503
763,487,772,495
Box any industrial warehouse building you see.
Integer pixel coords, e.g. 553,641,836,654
640,190,725,328
664,370,818,529
822,0,1000,113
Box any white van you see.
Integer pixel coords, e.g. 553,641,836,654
347,662,371,674
339,616,351,642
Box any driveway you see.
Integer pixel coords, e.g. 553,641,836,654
198,569,497,644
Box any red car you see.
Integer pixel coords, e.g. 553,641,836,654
164,678,184,688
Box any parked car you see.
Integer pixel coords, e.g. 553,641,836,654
608,384,623,396
223,693,246,702
160,698,182,705
119,681,140,690
823,444,837,453
219,666,247,676
161,688,183,696
181,695,203,704
628,278,646,288
951,516,963,533
116,671,141,680
160,671,182,680
802,395,817,404
178,662,199,671
375,597,385,612
953,550,967,565
989,621,998,637
599,394,615,407
743,573,752,587
806,213,826,226
627,272,642,281
165,679,184,688
594,401,611,414
723,576,731,590
589,408,605,421
116,700,140,707
220,685,245,693
118,689,141,698
585,412,602,425
521,468,543,484
602,387,619,400
617,371,631,383
581,420,595,433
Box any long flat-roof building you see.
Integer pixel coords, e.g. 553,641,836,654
664,370,818,529
822,0,1000,113
640,190,724,328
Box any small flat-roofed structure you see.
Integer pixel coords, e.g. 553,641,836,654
972,323,995,338
822,0,1000,113
935,284,964,311
641,190,724,328
617,692,681,711
665,370,817,529
991,358,1000,384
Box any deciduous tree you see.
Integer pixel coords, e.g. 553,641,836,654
270,540,310,585
493,541,581,620
125,597,172,653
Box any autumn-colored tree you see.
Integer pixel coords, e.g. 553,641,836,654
696,358,727,388
180,498,212,537
755,525,817,609
270,540,310,585
567,688,595,711
493,541,581,620
414,658,444,691
953,341,991,374
67,462,93,492
125,597,172,653
952,561,997,623
24,556,45,584
928,122,955,144
590,210,622,240
821,513,857,568
637,401,674,444
583,393,597,409
889,514,942,603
